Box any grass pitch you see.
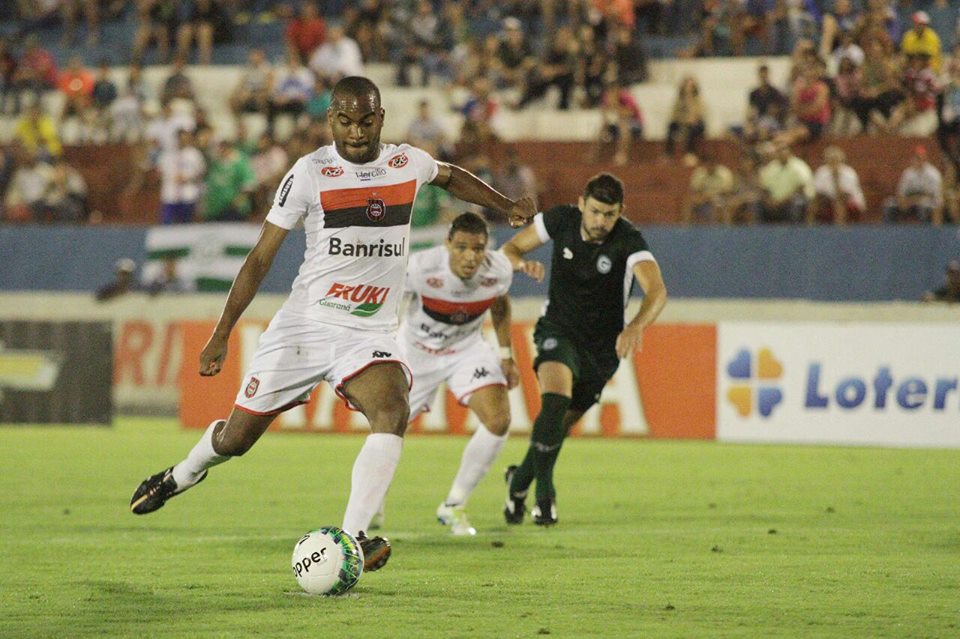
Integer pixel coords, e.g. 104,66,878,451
1,418,959,639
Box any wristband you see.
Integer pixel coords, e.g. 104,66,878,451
499,346,513,359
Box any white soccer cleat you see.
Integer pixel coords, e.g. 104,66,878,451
436,502,477,536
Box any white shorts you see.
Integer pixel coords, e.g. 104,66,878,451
400,338,507,417
235,308,411,415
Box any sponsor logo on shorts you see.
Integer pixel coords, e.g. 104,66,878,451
480,277,498,287
372,350,392,358
244,376,260,398
388,153,409,168
321,166,344,177
597,255,612,274
366,198,386,222
471,367,491,381
355,167,387,181
278,175,294,206
320,282,390,317
426,277,443,289
542,338,558,351
329,236,405,257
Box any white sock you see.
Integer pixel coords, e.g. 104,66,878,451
445,426,508,507
342,433,403,535
172,420,230,488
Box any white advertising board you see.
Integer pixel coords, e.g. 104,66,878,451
718,323,960,448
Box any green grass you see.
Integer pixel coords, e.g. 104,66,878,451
1,418,959,638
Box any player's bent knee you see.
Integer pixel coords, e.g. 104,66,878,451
484,413,511,437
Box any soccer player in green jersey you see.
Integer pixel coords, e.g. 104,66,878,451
500,172,668,525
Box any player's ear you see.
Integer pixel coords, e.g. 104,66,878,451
577,196,585,212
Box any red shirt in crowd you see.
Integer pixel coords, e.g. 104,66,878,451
286,16,327,61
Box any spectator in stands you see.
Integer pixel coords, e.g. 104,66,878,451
748,63,787,127
395,0,453,87
901,11,942,74
886,53,939,134
665,76,706,162
132,0,179,64
3,146,52,223
343,0,389,63
406,99,451,161
595,82,644,166
458,76,501,147
57,55,95,124
922,260,960,303
91,59,118,142
39,155,88,223
818,0,859,60
309,22,364,84
14,102,62,160
229,48,273,126
610,23,648,86
493,145,539,204
936,63,960,177
494,17,535,92
683,154,734,224
576,23,608,108
177,0,231,65
11,35,57,113
883,145,944,224
0,144,14,218
158,128,205,224
61,0,100,46
809,145,865,225
832,29,864,69
201,138,256,222
284,1,327,65
249,130,287,214
777,62,830,146
96,258,138,301
410,182,454,230
758,142,813,223
111,64,152,143
728,156,762,224
268,52,313,133
304,74,332,121
859,0,899,49
833,55,863,135
514,26,577,110
0,37,16,115
851,36,903,133
160,56,196,106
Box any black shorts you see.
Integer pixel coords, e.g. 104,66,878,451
532,317,619,413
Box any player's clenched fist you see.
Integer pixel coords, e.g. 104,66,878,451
199,334,229,376
507,195,538,228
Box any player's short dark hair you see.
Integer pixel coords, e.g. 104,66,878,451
331,76,381,105
448,212,488,239
583,173,625,206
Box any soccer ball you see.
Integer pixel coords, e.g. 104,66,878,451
291,527,363,596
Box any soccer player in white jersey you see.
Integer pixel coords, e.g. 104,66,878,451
391,212,518,536
129,76,537,574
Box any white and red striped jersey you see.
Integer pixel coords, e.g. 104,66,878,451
265,143,439,331
400,245,513,354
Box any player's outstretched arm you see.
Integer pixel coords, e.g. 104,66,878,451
200,221,289,376
616,260,668,360
500,224,546,282
431,162,537,227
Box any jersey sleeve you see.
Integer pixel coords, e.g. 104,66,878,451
534,205,571,243
265,158,314,230
625,228,656,273
404,145,440,187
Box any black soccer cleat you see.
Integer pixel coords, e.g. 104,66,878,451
503,465,526,525
532,498,558,527
356,531,391,572
129,466,206,515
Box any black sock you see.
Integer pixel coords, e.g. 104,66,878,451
511,393,570,502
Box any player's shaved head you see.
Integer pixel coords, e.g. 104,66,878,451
328,76,385,164
330,76,381,113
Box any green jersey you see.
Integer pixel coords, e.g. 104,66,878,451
536,204,654,350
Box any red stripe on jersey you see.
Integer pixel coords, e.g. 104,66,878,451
320,179,417,212
421,295,496,316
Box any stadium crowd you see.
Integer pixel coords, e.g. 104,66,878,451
1,0,960,225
